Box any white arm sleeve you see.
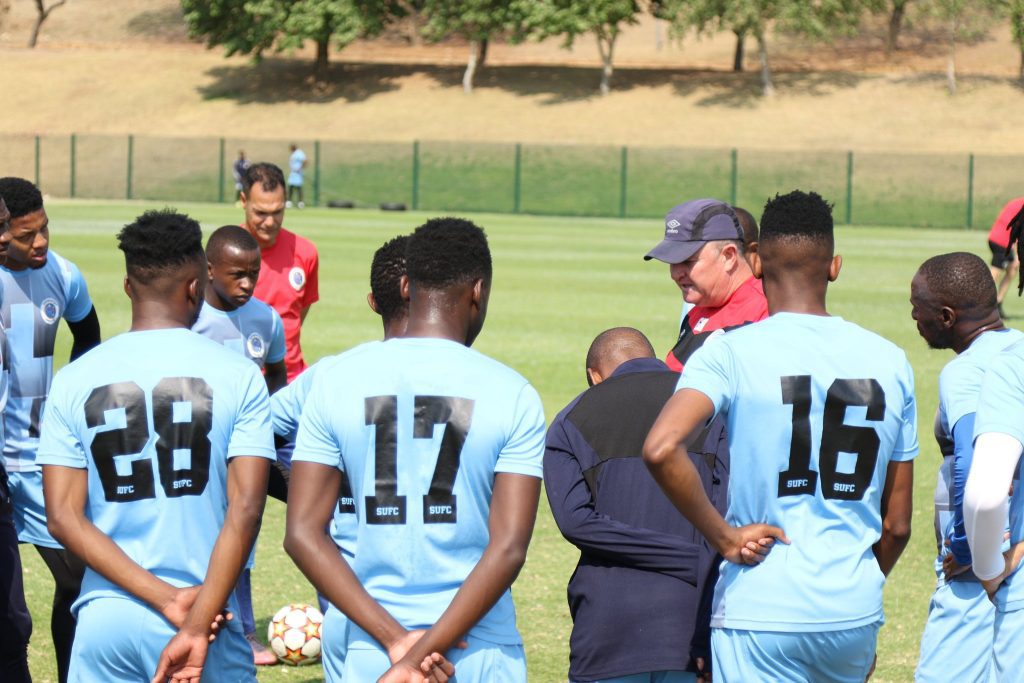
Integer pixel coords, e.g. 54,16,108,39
965,432,1024,580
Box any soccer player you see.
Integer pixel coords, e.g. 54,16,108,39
0,176,101,683
644,190,917,683
986,197,1024,310
240,162,319,382
644,198,767,373
232,150,250,204
272,233,409,680
0,195,31,683
287,144,307,209
191,224,287,665
910,252,1017,682
545,327,724,682
284,218,546,682
37,208,275,682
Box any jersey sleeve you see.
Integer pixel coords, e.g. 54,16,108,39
676,337,735,418
292,371,343,470
61,259,94,324
494,382,545,478
975,347,1024,444
267,309,286,364
226,364,276,461
35,370,87,469
889,357,919,462
270,365,316,440
939,361,978,433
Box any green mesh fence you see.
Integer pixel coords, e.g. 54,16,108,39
14,133,1024,229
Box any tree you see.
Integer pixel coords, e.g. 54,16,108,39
421,0,523,92
1008,0,1024,83
181,0,403,80
885,0,912,54
29,0,69,47
928,0,998,94
520,0,641,95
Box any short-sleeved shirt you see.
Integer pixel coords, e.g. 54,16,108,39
666,276,767,372
36,328,275,614
271,356,355,557
988,199,1024,249
253,228,319,381
293,337,546,646
288,149,307,187
191,297,285,369
1,251,94,472
679,313,918,632
973,338,1024,612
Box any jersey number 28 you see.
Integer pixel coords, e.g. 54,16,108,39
778,376,885,501
86,378,213,503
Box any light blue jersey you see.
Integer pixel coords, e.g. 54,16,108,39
293,337,545,649
36,328,275,615
271,356,355,557
974,337,1024,614
289,149,306,187
679,313,918,632
1,251,93,472
192,297,285,369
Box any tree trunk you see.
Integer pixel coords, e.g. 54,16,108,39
885,2,907,57
1019,47,1024,86
29,0,66,48
733,30,746,72
315,37,329,81
597,33,616,96
479,38,488,68
947,17,957,95
756,29,775,97
463,40,481,93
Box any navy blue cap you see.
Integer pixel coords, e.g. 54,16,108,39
644,199,743,264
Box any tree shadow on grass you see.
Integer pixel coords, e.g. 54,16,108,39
667,69,872,108
199,58,405,104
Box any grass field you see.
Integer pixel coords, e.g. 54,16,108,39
19,199,1004,682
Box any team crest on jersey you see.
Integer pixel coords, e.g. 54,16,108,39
40,298,60,325
246,333,266,359
289,267,305,291
693,316,709,333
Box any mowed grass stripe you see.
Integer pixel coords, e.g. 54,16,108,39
22,200,1000,682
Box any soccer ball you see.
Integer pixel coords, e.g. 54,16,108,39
267,603,323,666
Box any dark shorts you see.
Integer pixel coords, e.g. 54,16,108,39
990,240,1018,269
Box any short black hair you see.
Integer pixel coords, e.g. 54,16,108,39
733,206,759,245
760,190,834,248
242,163,285,195
206,225,259,263
0,177,43,219
118,209,204,285
370,235,410,323
917,252,997,312
406,217,492,289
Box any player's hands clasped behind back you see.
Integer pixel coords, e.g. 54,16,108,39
150,627,210,683
382,628,465,683
157,585,233,641
722,523,790,565
981,539,1024,600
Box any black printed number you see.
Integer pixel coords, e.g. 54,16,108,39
364,395,473,525
85,378,214,503
778,376,884,501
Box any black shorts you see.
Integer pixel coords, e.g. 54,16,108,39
990,240,1017,269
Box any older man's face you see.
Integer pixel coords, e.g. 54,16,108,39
669,242,735,308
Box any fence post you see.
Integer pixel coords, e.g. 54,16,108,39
69,134,76,199
619,146,628,219
218,138,226,203
513,144,522,214
314,140,321,207
966,153,975,229
126,135,134,200
729,149,738,206
412,140,420,211
34,135,40,189
845,151,854,225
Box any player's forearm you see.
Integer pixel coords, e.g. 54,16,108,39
872,527,910,577
284,517,406,649
966,432,1022,579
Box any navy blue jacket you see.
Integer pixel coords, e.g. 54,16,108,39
544,357,729,681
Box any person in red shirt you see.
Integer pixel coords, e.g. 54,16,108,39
645,198,768,372
240,163,319,381
987,198,1024,310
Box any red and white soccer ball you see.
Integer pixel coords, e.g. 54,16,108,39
267,603,323,666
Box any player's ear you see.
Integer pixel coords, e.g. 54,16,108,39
828,255,842,282
471,278,485,308
750,251,763,280
239,192,249,209
186,276,201,307
367,292,380,315
123,276,134,301
939,304,957,328
586,367,603,387
398,275,410,302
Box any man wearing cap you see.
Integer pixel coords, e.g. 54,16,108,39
646,199,768,372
